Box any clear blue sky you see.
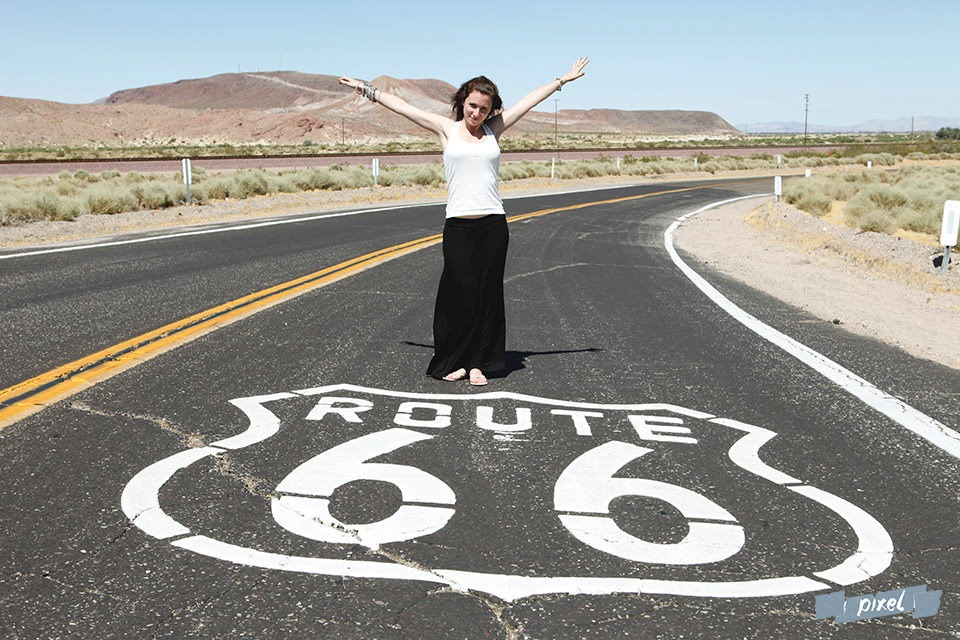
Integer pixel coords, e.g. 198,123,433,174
4,0,958,126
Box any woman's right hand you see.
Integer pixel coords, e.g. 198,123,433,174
338,77,362,92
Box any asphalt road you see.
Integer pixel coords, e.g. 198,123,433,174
1,179,957,638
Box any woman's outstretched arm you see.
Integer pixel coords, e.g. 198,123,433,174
491,57,589,136
338,76,452,140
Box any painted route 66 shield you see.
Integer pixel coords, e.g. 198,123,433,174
122,384,892,602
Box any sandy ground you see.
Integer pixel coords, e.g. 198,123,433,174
3,171,958,370
673,196,959,370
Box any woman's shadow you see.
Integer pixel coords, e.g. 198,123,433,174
402,342,601,379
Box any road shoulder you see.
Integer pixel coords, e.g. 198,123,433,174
673,197,960,370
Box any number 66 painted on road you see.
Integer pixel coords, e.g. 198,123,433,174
272,429,456,546
555,440,744,564
271,427,745,564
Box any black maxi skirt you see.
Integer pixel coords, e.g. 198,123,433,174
426,214,509,378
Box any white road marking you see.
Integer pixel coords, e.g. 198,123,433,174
0,203,428,260
121,385,895,600
664,196,960,460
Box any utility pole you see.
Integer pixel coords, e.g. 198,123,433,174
554,98,559,158
803,94,810,145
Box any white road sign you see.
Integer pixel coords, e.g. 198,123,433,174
942,200,960,247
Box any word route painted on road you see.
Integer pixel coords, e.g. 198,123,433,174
122,384,892,602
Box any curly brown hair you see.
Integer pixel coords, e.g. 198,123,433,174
450,76,503,122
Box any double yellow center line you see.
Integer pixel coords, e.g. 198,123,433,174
0,185,708,429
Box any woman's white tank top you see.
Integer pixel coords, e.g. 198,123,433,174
442,121,504,218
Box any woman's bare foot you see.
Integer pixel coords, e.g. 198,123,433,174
469,369,488,386
442,368,467,382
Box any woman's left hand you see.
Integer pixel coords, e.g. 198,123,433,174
560,56,589,84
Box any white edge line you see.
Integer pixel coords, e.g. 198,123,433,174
0,201,435,261
665,195,960,460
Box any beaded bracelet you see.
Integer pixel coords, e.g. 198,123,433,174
360,82,378,103
555,77,564,92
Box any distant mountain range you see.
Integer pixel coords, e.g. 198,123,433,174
98,71,740,137
738,116,960,134
8,71,949,148
0,71,741,148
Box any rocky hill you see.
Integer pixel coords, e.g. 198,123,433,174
1,71,740,148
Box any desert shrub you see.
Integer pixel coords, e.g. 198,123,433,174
55,181,79,197
844,184,913,233
192,175,233,201
33,192,63,219
269,175,298,194
498,161,547,181
699,161,720,174
784,164,960,237
230,171,270,198
855,184,908,210
720,157,751,171
405,164,445,187
617,156,681,176
844,169,885,187
378,163,446,187
85,184,137,215
132,182,179,209
559,160,612,179
854,152,900,167
898,206,940,234
328,165,374,190
289,168,335,191
1,191,73,223
553,161,611,179
550,163,575,179
852,207,897,234
783,179,834,217
0,194,30,224
801,156,828,167
641,162,667,175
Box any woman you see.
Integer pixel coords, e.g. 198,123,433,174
339,57,588,386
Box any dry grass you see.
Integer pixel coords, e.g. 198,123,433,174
3,152,960,232
783,163,960,239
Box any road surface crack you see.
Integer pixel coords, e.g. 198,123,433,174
69,401,207,448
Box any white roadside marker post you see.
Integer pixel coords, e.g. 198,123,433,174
182,158,192,205
940,200,960,274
